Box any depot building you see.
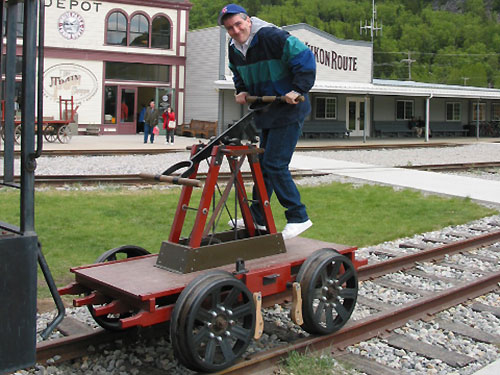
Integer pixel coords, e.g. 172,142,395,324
6,0,191,134
184,23,500,138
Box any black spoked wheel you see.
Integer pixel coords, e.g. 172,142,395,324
297,250,358,335
171,272,256,372
88,245,150,331
43,125,58,143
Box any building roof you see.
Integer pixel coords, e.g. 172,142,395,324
214,78,500,100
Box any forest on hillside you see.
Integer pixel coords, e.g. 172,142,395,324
188,0,500,88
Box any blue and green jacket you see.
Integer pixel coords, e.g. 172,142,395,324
228,19,316,129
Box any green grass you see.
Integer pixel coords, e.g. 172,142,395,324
0,182,497,298
277,351,358,375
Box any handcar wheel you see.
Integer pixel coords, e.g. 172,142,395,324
57,125,72,143
43,125,58,143
170,270,233,368
88,245,150,331
297,251,358,335
171,272,256,372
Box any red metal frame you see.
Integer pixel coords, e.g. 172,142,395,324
169,144,277,248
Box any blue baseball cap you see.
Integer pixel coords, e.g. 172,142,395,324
218,4,247,26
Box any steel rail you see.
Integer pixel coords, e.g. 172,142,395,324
217,271,500,375
357,229,500,280
405,161,500,171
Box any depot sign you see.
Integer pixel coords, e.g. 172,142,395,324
45,0,102,12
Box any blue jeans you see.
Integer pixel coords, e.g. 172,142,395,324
144,123,155,143
250,121,308,224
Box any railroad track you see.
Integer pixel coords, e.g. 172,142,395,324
405,161,500,171
35,225,500,375
7,170,326,185
1,142,459,157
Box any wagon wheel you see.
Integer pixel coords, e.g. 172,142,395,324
43,125,58,143
88,245,150,331
57,124,72,143
14,124,21,144
171,272,256,372
297,250,358,335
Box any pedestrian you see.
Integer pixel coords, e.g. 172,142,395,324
162,106,176,144
220,4,316,239
137,103,146,133
143,100,160,144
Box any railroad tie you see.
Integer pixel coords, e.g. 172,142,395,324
385,333,475,367
434,318,500,345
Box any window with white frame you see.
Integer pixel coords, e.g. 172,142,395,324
315,97,336,119
472,102,486,122
492,103,500,121
396,100,414,120
446,102,461,121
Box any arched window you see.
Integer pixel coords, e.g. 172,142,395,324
106,11,127,45
129,14,149,47
151,16,171,49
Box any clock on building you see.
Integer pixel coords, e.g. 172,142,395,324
58,11,85,40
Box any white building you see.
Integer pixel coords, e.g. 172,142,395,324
5,0,191,134
185,23,500,138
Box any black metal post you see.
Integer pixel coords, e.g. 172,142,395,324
20,0,37,234
3,0,18,184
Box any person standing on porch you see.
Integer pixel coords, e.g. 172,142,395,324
162,106,176,144
143,100,159,144
220,4,316,239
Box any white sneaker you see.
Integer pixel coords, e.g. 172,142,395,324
165,140,168,144
228,218,266,231
282,220,312,240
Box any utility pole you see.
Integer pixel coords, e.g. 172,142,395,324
360,0,382,42
400,51,416,80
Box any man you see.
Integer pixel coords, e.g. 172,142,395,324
143,100,159,144
220,4,316,239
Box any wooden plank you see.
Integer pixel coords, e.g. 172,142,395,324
439,262,487,274
57,316,95,336
374,279,432,297
399,242,431,250
356,295,391,311
434,318,500,344
335,353,401,375
386,334,475,367
422,236,454,244
405,269,458,284
470,302,500,318
463,253,499,264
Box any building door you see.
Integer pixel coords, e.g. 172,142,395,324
346,97,368,137
118,87,137,134
103,85,137,134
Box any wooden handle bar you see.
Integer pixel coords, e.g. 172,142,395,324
139,173,202,187
246,95,305,103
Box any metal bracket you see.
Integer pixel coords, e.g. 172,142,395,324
290,282,304,326
233,258,248,275
253,292,264,340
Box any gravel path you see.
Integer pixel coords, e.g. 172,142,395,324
2,143,500,177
